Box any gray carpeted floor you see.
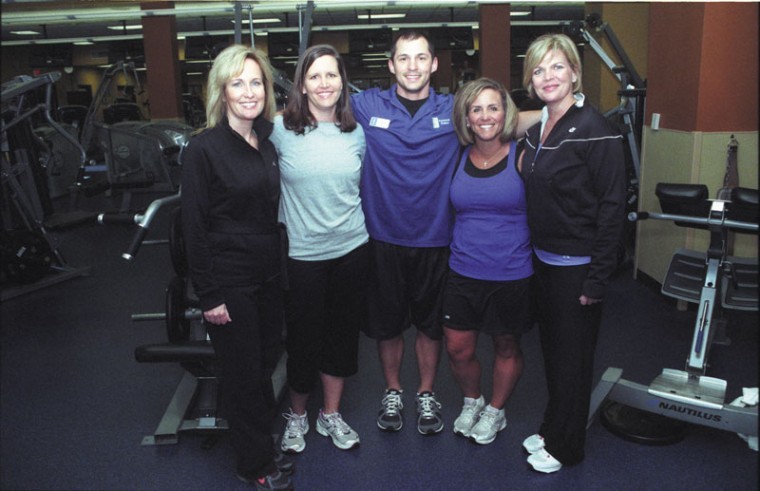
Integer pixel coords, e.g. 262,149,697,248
2,190,757,490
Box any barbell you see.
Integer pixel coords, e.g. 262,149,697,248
132,275,200,343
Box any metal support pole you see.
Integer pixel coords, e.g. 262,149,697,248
233,2,242,45
297,1,315,56
248,4,255,48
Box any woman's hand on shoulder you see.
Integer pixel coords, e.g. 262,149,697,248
516,110,541,137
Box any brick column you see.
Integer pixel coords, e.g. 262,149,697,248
141,2,183,121
478,3,511,87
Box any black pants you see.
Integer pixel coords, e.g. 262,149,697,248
206,280,283,479
285,244,369,394
533,259,602,466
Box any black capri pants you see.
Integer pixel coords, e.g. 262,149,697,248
285,243,369,394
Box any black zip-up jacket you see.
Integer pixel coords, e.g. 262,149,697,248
520,101,626,299
181,116,280,312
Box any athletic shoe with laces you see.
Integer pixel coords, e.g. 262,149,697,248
469,407,507,445
377,389,404,431
415,391,444,435
453,395,485,437
236,469,293,490
280,409,309,454
316,410,360,450
522,433,545,454
527,448,563,473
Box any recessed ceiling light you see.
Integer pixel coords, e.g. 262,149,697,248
11,30,41,35
74,40,94,45
511,11,531,17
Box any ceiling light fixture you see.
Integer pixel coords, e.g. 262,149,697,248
11,30,41,35
357,13,406,20
510,11,532,17
107,25,142,31
231,18,281,24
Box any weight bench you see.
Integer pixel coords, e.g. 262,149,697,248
134,341,224,446
588,184,758,443
132,275,288,446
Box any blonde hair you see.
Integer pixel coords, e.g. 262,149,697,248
522,33,582,98
453,78,517,146
204,44,276,128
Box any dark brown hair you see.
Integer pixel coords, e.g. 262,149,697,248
282,44,356,135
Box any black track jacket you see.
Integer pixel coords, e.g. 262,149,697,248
520,101,626,299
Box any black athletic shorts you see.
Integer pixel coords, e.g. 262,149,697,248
442,270,533,337
363,239,449,341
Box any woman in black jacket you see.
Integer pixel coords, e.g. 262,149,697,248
518,33,626,474
181,44,292,490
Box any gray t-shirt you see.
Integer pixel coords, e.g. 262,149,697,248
271,114,368,261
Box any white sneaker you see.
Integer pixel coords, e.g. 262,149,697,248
527,448,562,473
469,407,507,445
522,433,545,454
453,396,485,437
280,409,309,454
316,410,360,450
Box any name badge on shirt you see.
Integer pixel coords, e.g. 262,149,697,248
370,117,391,129
432,117,450,128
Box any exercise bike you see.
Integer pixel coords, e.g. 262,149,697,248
587,183,758,444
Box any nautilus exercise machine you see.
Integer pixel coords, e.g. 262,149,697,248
564,13,646,184
563,14,646,261
1,71,91,299
587,183,758,443
112,191,288,446
99,189,225,446
76,59,193,209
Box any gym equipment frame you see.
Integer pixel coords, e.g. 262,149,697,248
587,184,758,441
115,193,287,446
2,71,91,299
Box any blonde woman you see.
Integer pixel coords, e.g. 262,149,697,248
518,33,625,474
181,44,292,490
444,78,532,446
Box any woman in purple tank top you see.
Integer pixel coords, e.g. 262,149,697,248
443,78,533,446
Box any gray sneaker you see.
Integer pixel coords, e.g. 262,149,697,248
280,409,308,454
316,410,360,450
415,391,443,435
469,408,507,445
377,389,404,431
453,395,485,437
